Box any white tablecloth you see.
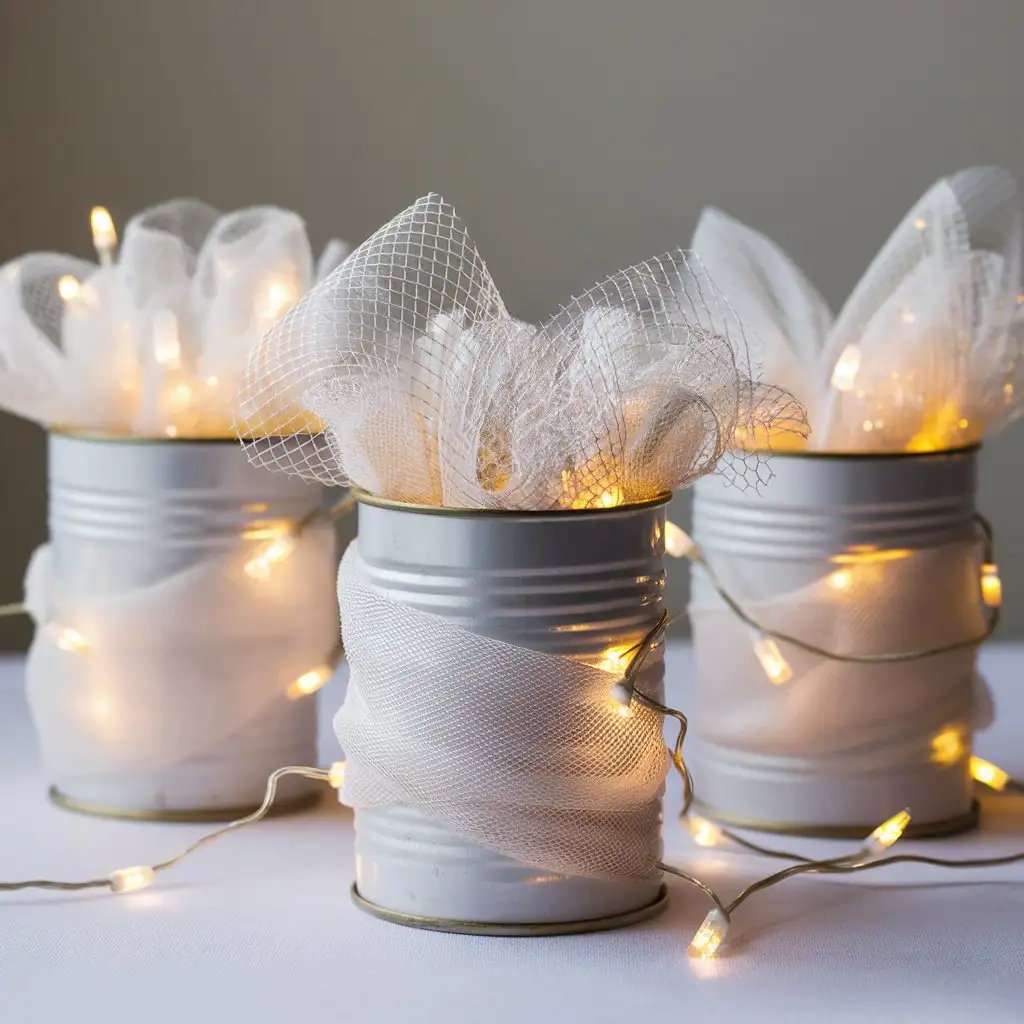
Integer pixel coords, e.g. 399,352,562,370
1,643,1023,1023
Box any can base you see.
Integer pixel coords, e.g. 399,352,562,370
48,785,323,823
690,798,980,840
350,882,669,936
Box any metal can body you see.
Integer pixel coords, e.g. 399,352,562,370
690,449,981,836
36,433,335,819
350,494,669,929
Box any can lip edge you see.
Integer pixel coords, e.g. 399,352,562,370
352,488,672,519
49,429,318,446
733,442,981,462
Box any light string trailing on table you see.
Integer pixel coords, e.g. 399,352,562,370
2,615,1024,961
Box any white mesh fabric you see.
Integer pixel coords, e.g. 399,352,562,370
238,194,807,507
334,544,669,880
0,199,348,437
692,166,1023,452
23,525,337,778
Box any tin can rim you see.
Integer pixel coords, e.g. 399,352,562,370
733,442,980,462
49,428,317,446
351,488,672,518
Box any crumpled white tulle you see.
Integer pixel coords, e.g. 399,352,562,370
0,198,349,437
24,526,337,779
334,544,668,880
239,193,808,508
690,541,991,775
692,166,1024,451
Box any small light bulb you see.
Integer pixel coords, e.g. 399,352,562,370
686,815,724,848
664,520,696,559
90,207,118,265
901,310,916,324
108,865,155,894
286,664,332,700
58,275,80,301
152,310,182,369
980,564,1002,607
688,908,729,959
609,681,634,717
164,425,179,438
52,626,90,654
914,217,927,230
597,487,624,508
750,631,792,685
169,382,192,410
859,808,911,860
244,534,297,581
930,726,965,766
969,755,1009,792
206,375,219,388
830,345,861,392
328,761,346,789
827,568,853,592
264,280,297,320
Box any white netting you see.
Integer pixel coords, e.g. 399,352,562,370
0,198,350,437
335,544,668,880
692,166,1024,452
238,194,807,507
23,523,337,779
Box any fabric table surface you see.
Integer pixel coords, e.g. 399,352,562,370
2,642,1023,1023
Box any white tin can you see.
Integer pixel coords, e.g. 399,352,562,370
348,493,670,933
31,432,337,821
690,448,983,836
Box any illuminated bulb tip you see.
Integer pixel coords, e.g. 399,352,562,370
53,626,90,654
860,808,911,860
609,681,633,707
830,345,861,392
664,520,696,559
57,275,80,301
264,281,297,320
152,310,182,368
827,568,853,592
286,665,332,700
686,815,724,848
328,761,346,789
913,217,928,230
108,865,155,894
751,632,792,685
90,206,117,264
688,908,729,959
969,756,1010,792
980,564,1002,607
244,535,297,580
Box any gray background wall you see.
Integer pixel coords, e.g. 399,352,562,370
1,0,1022,648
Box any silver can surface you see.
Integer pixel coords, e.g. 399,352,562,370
349,492,670,931
690,448,983,836
31,433,337,820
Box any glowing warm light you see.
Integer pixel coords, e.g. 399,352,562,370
90,206,118,264
597,487,624,508
980,563,1002,607
608,681,634,718
264,280,297,321
286,665,332,700
53,626,90,654
830,345,861,391
900,309,916,324
827,568,853,592
164,425,178,438
206,375,219,388
862,419,874,432
914,217,927,230
596,644,632,675
930,726,965,766
58,275,80,301
664,520,695,559
686,815,724,848
328,761,346,789
108,866,155,894
244,534,297,581
169,382,192,410
831,547,910,566
1005,383,1015,401
751,633,791,685
688,908,729,959
152,310,182,368
969,756,1009,792
860,808,911,859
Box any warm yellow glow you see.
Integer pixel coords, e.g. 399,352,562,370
328,761,346,789
752,634,791,684
595,644,632,675
906,401,969,453
980,563,1002,607
862,419,874,432
930,726,966,766
597,487,625,508
206,376,220,388
170,382,192,410
686,815,723,848
616,703,632,718
830,547,910,566
109,865,155,894
866,809,911,852
152,310,182,368
664,520,695,559
53,626,90,653
164,425,178,438
286,664,332,700
827,568,853,592
830,345,861,391
58,275,80,301
969,756,1009,792
244,534,297,581
914,217,927,230
688,909,729,959
900,309,916,324
90,206,117,255
264,280,297,321
1005,382,1015,401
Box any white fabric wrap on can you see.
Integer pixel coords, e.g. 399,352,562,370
334,545,668,880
